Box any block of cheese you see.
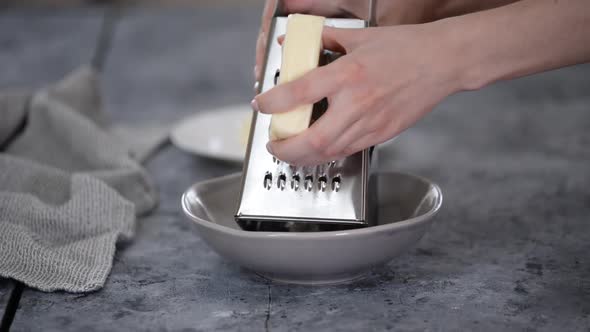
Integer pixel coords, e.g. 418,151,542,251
269,14,325,141
238,116,252,149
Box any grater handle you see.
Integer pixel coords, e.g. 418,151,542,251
273,0,378,26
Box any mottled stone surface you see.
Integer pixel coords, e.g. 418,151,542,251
0,8,104,327
102,6,260,124
0,9,103,90
0,279,13,311
101,6,260,211
14,214,272,331
5,7,590,332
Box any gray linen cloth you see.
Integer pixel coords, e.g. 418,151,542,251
0,66,166,292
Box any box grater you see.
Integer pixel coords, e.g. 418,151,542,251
235,1,378,230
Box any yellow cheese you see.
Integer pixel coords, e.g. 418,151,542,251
239,116,251,148
269,14,325,141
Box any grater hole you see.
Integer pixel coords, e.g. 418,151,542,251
304,175,313,191
278,173,286,190
291,174,300,190
263,172,272,190
318,175,327,192
332,175,341,192
274,69,280,85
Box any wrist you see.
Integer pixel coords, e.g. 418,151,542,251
422,18,485,95
432,14,499,93
431,0,590,92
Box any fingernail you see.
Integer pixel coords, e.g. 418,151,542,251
253,81,260,93
251,98,260,112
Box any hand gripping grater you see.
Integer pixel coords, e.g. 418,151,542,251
235,1,378,230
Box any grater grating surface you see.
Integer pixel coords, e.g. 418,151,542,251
235,14,376,228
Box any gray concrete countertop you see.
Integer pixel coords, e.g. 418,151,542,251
0,8,103,90
2,6,589,332
0,280,12,309
0,8,104,329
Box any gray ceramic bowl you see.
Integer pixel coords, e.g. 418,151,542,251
182,172,442,285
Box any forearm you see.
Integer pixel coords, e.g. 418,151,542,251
376,0,520,25
440,0,590,90
432,0,520,21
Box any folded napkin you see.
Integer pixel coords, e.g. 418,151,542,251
0,66,166,292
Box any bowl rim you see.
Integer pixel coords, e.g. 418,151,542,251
181,171,443,240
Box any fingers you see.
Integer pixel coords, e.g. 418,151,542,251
342,115,407,157
268,134,342,166
323,117,367,156
295,98,365,158
341,131,384,157
267,120,381,166
267,132,315,166
324,98,386,156
268,100,389,164
266,118,339,166
253,61,346,115
266,94,365,165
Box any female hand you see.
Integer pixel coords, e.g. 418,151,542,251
254,0,521,82
253,0,437,83
252,22,465,166
252,0,590,166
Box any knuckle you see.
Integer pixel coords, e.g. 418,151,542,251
363,122,379,135
255,95,269,113
347,87,382,117
324,147,338,158
275,152,298,167
290,81,309,102
370,120,388,136
349,107,364,120
350,95,372,116
383,118,401,138
365,109,389,133
343,145,357,156
308,131,330,152
324,145,340,158
342,58,367,84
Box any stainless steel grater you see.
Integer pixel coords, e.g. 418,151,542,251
235,1,378,230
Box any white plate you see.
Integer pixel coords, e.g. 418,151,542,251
171,104,397,163
171,105,252,162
